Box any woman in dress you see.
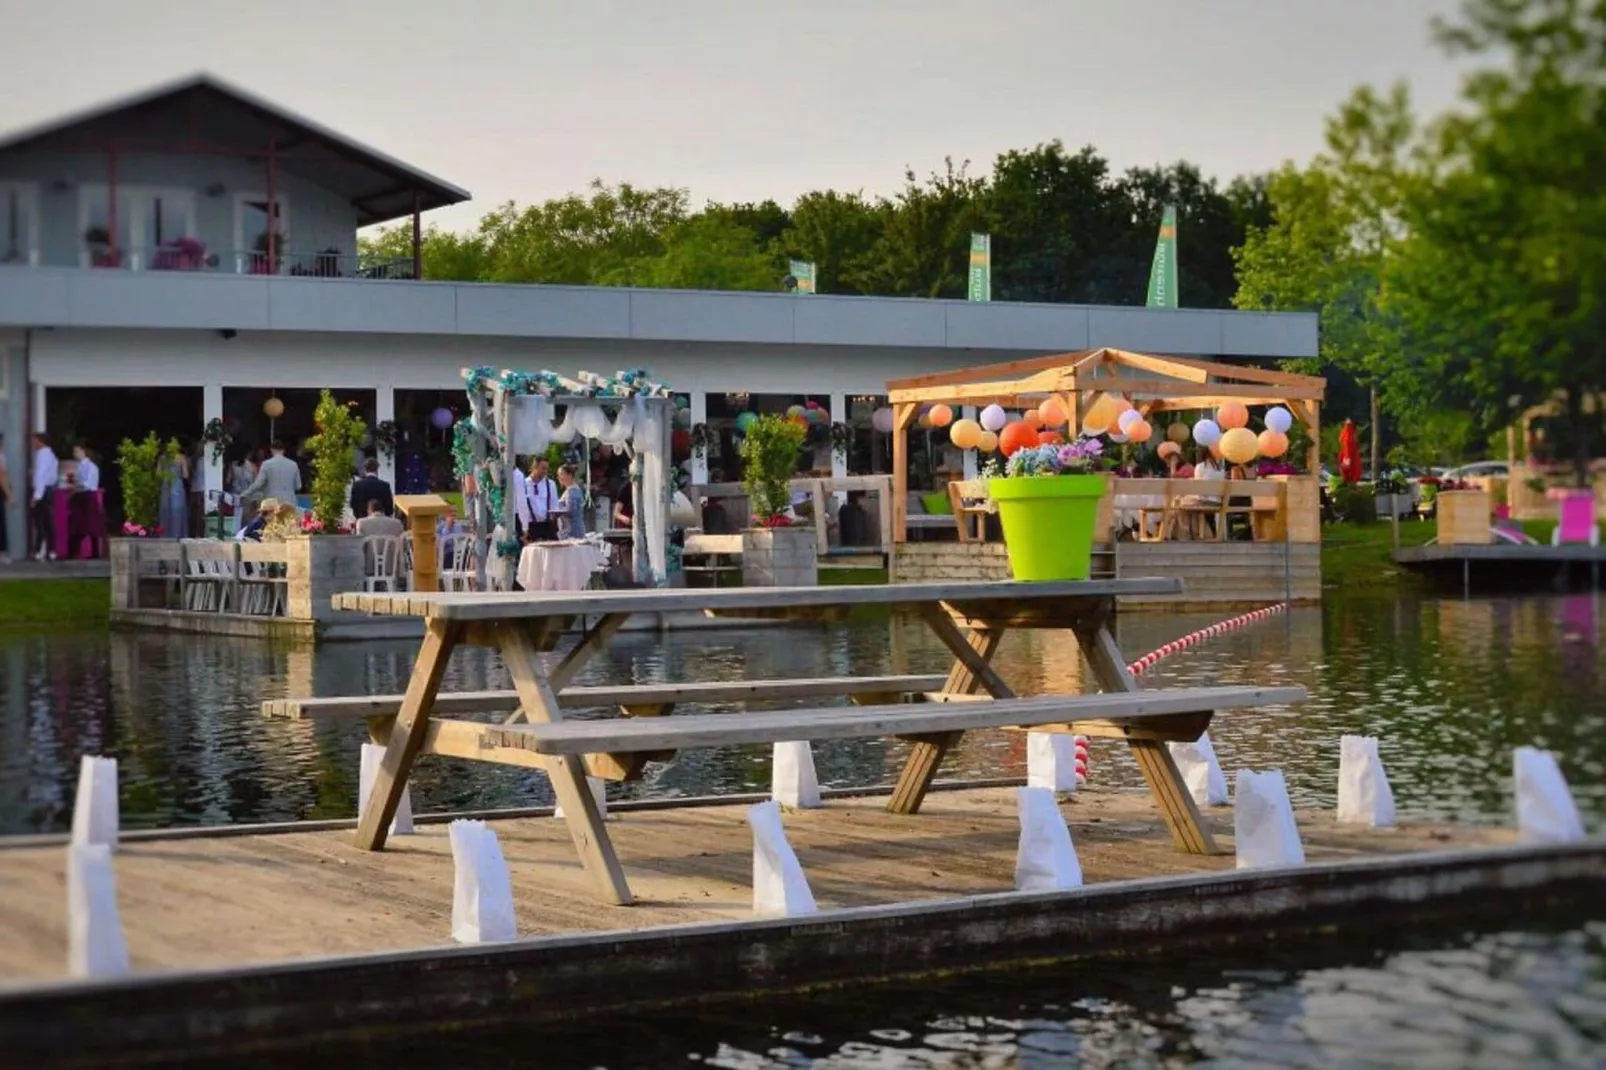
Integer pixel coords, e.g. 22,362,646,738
158,442,191,537
554,464,587,540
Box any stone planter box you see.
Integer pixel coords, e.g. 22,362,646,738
1437,490,1493,545
741,526,818,587
109,537,182,609
284,535,370,621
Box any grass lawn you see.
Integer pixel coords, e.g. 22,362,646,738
1319,519,1437,592
0,579,109,631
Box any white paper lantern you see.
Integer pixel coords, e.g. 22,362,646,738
1117,408,1143,432
871,407,895,434
1193,418,1223,448
1265,406,1294,434
980,404,1007,433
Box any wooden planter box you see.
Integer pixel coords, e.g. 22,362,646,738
1251,475,1321,543
284,535,370,620
1436,490,1493,545
741,527,818,587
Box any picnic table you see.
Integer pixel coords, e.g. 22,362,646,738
319,580,1306,905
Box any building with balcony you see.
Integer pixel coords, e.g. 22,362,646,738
0,74,1318,546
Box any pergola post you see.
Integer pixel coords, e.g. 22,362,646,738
891,402,918,543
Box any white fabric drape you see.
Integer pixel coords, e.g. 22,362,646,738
509,396,639,453
635,395,669,585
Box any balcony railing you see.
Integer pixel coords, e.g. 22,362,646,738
74,241,417,280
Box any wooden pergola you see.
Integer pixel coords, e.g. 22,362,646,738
884,347,1327,542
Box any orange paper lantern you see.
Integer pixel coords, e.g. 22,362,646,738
976,429,999,452
1220,426,1259,465
1082,394,1118,435
949,418,982,449
1037,396,1070,429
1037,431,1065,446
1217,402,1249,430
929,404,954,428
1126,419,1153,443
1257,429,1289,458
999,421,1038,457
1167,421,1191,444
1022,411,1044,432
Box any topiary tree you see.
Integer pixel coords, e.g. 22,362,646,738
302,390,367,532
738,414,806,524
116,432,177,533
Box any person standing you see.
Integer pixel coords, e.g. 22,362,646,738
553,464,587,540
158,444,190,539
519,456,560,542
30,432,58,561
68,442,103,559
242,440,302,504
348,458,395,519
0,432,12,564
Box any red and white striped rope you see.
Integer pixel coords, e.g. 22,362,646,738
1125,602,1288,678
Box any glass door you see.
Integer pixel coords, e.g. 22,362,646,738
125,190,197,270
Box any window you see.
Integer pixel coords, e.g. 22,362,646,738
77,185,196,268
233,193,290,274
0,183,38,265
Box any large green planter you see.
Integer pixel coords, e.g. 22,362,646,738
988,474,1108,581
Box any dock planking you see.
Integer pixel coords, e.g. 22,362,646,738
0,786,1513,985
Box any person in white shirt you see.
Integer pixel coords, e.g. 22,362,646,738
518,456,561,542
30,432,59,561
68,442,104,559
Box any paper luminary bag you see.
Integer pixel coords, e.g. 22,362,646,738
1513,747,1587,845
70,755,120,851
1336,735,1396,828
1013,786,1083,893
1234,768,1306,870
358,743,414,835
1026,734,1085,793
448,820,518,944
772,741,822,809
67,844,131,979
1168,732,1229,807
748,801,817,917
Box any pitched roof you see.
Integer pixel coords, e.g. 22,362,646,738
0,73,470,226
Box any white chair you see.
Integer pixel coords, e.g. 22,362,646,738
439,533,477,591
363,535,404,593
399,533,414,591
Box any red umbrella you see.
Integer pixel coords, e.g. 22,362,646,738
1338,419,1362,483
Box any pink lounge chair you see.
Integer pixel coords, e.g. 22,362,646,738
1551,493,1599,547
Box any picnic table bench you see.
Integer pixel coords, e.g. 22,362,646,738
323,579,1307,905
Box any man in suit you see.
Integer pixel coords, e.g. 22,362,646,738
242,440,302,504
355,498,404,537
349,458,395,520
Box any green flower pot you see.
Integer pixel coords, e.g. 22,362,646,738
987,473,1109,581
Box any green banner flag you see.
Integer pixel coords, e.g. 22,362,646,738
968,233,991,302
1145,205,1178,309
788,260,816,295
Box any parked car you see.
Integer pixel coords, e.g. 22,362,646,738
1443,461,1509,481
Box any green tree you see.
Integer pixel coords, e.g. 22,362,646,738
303,391,367,531
631,213,778,291
858,160,988,298
780,190,882,295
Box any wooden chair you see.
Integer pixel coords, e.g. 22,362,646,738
947,479,994,544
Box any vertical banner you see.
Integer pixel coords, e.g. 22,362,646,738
788,260,816,295
968,232,992,302
1145,204,1178,309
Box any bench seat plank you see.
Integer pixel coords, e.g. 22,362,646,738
491,685,1305,755
262,674,951,720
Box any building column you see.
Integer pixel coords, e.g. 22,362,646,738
203,383,223,509
689,390,709,486
376,385,396,486
830,391,848,481
32,381,45,433
962,405,978,480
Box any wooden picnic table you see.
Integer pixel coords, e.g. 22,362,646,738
330,579,1305,905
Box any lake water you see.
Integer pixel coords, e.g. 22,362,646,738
4,593,1604,1067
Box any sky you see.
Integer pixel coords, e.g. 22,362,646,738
0,0,1470,232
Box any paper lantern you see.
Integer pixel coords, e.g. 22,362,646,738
671,429,691,454
263,397,285,419
1117,408,1143,432
1167,421,1191,444
789,414,809,430
1037,397,1069,429
999,421,1038,457
871,407,894,434
1220,426,1259,465
1258,429,1290,458
917,412,933,429
1108,431,1129,444
976,429,999,452
949,418,982,449
1157,441,1182,460
1127,419,1153,443
1217,402,1249,430
1082,395,1119,435
980,404,1007,432
1265,406,1294,434
805,400,819,410
1192,418,1222,448
1022,411,1044,432
928,404,954,428
1037,431,1065,446
737,411,759,432
430,407,455,430
809,407,829,424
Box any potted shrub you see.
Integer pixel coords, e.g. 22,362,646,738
987,437,1111,581
111,432,181,608
285,390,370,620
738,413,815,587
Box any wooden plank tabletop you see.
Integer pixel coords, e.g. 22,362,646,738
331,577,1184,620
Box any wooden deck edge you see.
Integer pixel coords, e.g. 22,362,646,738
3,838,1601,1068
0,777,1028,851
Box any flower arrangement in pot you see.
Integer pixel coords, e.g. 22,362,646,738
987,436,1112,581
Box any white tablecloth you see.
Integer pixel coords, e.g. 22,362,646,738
516,541,603,592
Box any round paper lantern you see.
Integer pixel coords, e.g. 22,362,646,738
980,404,1007,432
1157,441,1182,460
949,418,982,449
1108,431,1130,444
430,406,455,430
999,421,1038,457
1258,429,1290,458
1217,402,1249,430
787,404,806,419
917,412,933,429
1192,418,1222,448
736,411,759,432
1037,396,1069,429
1220,426,1259,465
1127,419,1153,443
1265,406,1294,434
1117,408,1143,432
1037,431,1065,446
928,404,954,428
263,397,285,419
1167,421,1191,444
871,407,894,434
790,413,809,430
1082,395,1118,435
805,399,819,410
976,429,999,452
809,407,829,424
1022,411,1044,432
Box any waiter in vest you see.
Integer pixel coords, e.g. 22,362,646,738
519,456,561,542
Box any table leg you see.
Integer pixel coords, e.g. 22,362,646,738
888,607,1013,815
1072,609,1222,855
356,618,460,851
500,612,629,726
498,621,634,906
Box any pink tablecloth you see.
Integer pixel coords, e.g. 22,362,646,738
53,489,106,559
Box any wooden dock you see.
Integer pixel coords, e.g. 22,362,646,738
1,786,1600,1068
1393,543,1605,593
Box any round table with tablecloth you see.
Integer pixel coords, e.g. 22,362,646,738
516,540,608,592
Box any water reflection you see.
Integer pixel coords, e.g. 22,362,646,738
2,594,1603,835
